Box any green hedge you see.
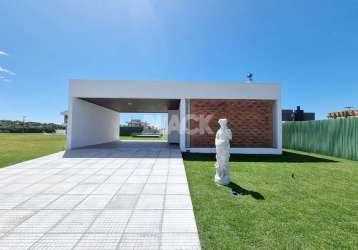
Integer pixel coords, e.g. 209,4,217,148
119,126,143,136
0,127,59,133
0,120,65,133
283,118,358,160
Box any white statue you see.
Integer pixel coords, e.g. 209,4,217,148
215,118,232,185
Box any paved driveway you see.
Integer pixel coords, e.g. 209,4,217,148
0,141,200,250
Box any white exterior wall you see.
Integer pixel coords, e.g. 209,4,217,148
179,99,187,152
167,110,180,144
67,98,119,149
272,99,282,150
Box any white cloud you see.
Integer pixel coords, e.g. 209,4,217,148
0,51,9,56
0,76,11,83
0,66,15,75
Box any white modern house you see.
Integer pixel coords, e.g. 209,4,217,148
67,80,282,154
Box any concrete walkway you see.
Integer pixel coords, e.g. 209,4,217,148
0,141,200,250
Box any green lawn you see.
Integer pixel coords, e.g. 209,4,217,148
120,134,168,141
0,133,166,168
0,133,66,168
183,150,358,250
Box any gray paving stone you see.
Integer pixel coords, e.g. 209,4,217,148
77,168,101,175
126,175,148,184
165,195,193,210
142,184,166,195
74,233,122,249
83,175,109,184
118,233,160,250
166,184,190,195
21,183,55,195
113,169,134,176
151,168,169,175
13,210,69,233
96,168,117,175
89,210,131,233
106,195,138,209
126,210,162,233
161,233,201,250
118,184,144,195
63,175,90,183
168,168,186,176
46,195,86,209
0,210,35,233
132,169,152,176
0,194,32,209
92,183,122,195
105,175,129,184
17,194,60,209
30,233,82,249
41,175,67,184
0,233,43,250
0,183,31,193
43,183,77,194
167,175,188,184
162,210,198,233
51,210,99,233
1,142,200,249
67,184,99,195
135,195,164,210
147,175,167,184
75,195,114,210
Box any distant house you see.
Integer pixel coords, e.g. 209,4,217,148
125,119,156,130
60,111,68,126
121,119,160,136
282,106,315,121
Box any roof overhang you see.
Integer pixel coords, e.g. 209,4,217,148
80,98,180,112
69,80,281,100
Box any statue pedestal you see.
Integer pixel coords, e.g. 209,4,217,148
215,174,230,186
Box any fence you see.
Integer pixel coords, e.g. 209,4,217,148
283,118,358,160
119,126,143,136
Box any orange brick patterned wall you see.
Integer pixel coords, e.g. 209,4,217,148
189,99,274,148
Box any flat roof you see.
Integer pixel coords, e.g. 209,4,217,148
69,80,281,100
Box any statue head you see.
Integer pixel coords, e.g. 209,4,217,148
218,118,228,128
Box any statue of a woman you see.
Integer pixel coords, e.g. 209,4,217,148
215,118,232,185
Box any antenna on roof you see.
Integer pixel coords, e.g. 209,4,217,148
344,106,354,110
246,73,253,83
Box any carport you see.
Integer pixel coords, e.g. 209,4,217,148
68,97,180,149
67,80,282,154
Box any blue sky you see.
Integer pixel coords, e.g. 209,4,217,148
0,0,357,127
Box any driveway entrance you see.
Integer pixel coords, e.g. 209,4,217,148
0,141,200,249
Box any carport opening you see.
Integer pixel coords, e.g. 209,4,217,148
79,98,181,145
119,112,168,141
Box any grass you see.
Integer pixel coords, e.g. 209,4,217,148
120,134,168,141
0,133,66,168
1,133,357,248
0,133,167,169
183,150,358,250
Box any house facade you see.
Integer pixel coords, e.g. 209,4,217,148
67,80,282,154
